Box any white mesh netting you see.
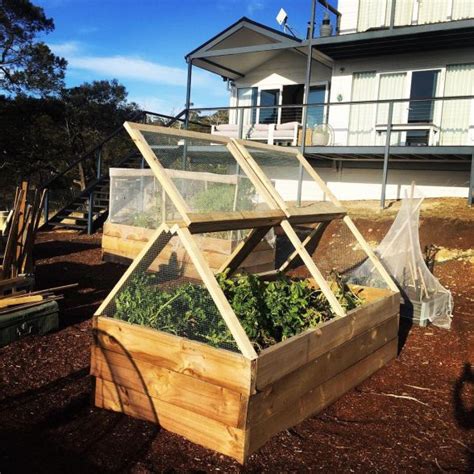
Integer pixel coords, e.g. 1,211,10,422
348,195,453,329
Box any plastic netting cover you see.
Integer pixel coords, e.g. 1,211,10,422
347,196,453,329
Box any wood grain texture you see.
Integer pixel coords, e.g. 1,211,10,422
256,290,399,389
93,316,253,395
95,378,247,463
247,338,398,455
248,315,399,425
91,346,247,428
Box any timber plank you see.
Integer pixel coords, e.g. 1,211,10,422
95,378,247,463
94,316,253,395
91,346,247,428
248,338,398,455
248,315,399,425
256,291,399,389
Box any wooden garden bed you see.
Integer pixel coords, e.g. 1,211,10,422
91,286,399,463
102,221,275,277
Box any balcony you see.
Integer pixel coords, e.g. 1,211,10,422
312,0,474,60
182,95,474,156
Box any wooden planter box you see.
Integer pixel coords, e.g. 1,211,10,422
102,221,275,277
91,286,399,463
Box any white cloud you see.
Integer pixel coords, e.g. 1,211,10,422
247,0,265,15
49,41,218,88
49,41,81,56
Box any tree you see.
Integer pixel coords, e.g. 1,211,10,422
0,0,66,95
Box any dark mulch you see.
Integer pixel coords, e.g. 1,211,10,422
0,214,472,473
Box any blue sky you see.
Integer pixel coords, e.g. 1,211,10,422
37,0,336,114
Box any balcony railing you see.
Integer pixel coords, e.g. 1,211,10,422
186,95,474,149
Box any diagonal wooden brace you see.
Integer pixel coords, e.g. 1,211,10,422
279,221,330,273
218,226,273,275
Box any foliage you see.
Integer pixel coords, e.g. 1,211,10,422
0,80,139,203
115,270,364,352
0,0,66,96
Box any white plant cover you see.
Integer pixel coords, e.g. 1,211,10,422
348,195,453,329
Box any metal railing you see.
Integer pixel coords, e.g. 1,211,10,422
186,95,474,208
187,95,474,149
40,109,203,233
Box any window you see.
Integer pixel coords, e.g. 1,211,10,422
307,86,326,128
408,70,439,123
259,89,279,124
237,87,257,125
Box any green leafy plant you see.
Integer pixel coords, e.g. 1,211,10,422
115,270,364,353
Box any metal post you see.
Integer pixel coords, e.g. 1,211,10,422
297,0,317,206
43,189,49,225
381,101,394,209
389,0,397,29
469,150,474,206
237,108,244,139
96,148,102,180
184,59,193,129
87,191,94,235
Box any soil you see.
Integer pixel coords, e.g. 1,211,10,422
0,199,472,473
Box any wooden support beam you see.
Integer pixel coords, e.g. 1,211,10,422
176,227,257,360
218,226,272,275
279,221,329,273
294,151,399,292
280,220,345,317
123,122,192,226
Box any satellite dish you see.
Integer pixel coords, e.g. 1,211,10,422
276,8,288,26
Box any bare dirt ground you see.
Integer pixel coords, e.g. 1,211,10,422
0,198,472,473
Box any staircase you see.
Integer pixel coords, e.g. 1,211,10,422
45,152,143,233
40,109,210,234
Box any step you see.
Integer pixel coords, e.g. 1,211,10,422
50,222,86,230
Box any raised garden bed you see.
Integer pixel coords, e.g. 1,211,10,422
91,124,400,463
92,284,398,462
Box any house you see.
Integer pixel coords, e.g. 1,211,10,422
183,0,474,206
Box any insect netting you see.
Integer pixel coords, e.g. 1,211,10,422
99,124,396,356
347,195,453,329
100,228,243,353
241,145,390,292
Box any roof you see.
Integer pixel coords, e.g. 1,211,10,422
186,16,301,59
185,17,304,80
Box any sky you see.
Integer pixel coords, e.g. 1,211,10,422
36,0,337,114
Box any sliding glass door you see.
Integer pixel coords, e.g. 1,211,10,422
259,89,280,124
236,87,257,125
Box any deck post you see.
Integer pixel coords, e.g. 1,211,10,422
297,0,317,206
184,59,193,130
87,190,94,235
469,150,474,206
380,101,394,209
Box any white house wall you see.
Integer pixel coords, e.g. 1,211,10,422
262,164,469,202
230,50,332,103
328,48,474,146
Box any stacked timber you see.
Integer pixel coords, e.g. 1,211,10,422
0,284,77,348
0,182,46,285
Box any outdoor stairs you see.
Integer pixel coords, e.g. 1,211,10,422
46,152,144,233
